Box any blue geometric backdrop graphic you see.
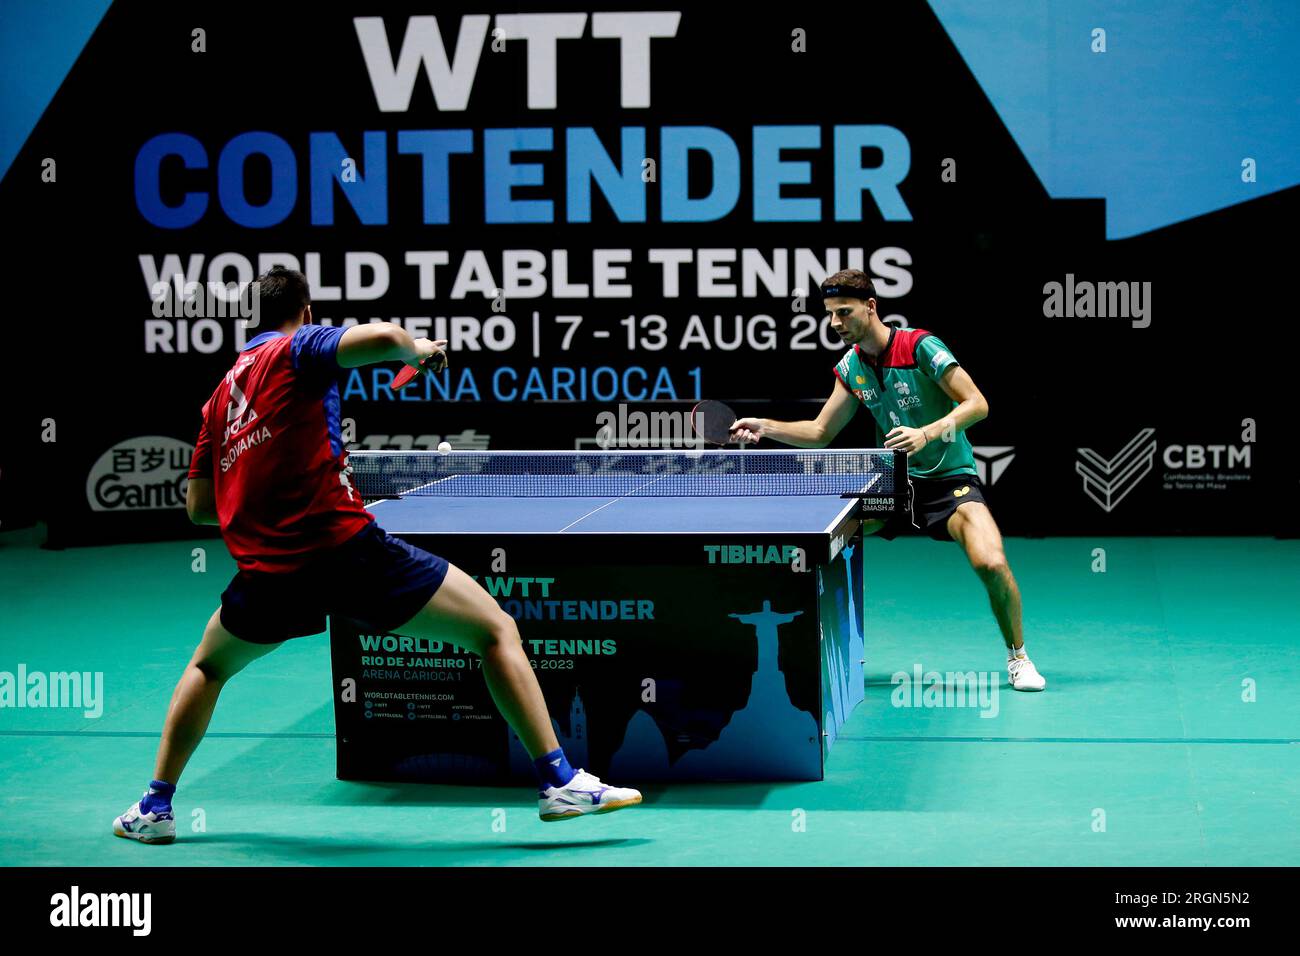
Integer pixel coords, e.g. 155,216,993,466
7,1,1297,238
0,0,112,181
928,0,1300,237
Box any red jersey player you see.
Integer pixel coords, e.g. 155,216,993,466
113,268,640,842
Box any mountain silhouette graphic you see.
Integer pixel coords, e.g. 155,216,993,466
610,599,820,780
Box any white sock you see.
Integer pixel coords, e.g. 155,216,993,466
1008,644,1026,661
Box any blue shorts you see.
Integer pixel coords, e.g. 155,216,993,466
220,522,450,644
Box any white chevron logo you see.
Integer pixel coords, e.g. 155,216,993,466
1075,428,1158,512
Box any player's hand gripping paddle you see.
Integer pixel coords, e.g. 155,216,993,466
391,349,448,390
691,400,739,445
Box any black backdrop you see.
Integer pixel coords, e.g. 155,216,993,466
1,0,1294,543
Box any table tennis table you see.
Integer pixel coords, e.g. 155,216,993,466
328,449,902,783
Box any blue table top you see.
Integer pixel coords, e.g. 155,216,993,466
370,491,860,536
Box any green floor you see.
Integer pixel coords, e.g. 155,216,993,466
1,524,1297,866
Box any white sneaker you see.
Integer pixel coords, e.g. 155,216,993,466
113,798,176,844
1008,655,1047,692
539,770,642,822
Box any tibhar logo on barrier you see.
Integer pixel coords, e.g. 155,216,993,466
704,544,805,567
1076,429,1254,511
85,436,193,512
1076,428,1158,512
972,446,1015,485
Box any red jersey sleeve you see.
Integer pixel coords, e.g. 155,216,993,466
188,407,213,480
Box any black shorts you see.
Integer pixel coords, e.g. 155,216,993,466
219,522,450,644
875,474,987,541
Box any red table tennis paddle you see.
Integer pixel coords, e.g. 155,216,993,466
391,350,448,390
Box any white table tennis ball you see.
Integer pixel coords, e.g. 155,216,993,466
437,441,452,454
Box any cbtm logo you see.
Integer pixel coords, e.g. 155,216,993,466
86,436,192,512
1076,428,1253,512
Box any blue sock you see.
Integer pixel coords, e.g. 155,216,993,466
140,779,175,814
532,748,576,790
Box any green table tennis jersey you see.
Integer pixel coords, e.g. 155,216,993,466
833,328,978,479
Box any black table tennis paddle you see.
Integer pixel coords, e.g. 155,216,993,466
691,400,739,445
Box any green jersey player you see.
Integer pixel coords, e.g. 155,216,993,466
732,270,1045,691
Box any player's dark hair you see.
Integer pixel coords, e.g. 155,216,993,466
820,269,877,301
255,267,312,326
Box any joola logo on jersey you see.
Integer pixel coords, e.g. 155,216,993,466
226,380,248,422
222,376,261,446
953,486,971,498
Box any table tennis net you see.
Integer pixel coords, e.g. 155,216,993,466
347,449,902,499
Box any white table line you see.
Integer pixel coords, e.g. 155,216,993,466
366,472,464,507
556,473,675,532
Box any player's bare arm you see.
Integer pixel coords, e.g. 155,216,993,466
731,380,858,447
336,324,447,370
185,477,218,526
884,366,989,455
